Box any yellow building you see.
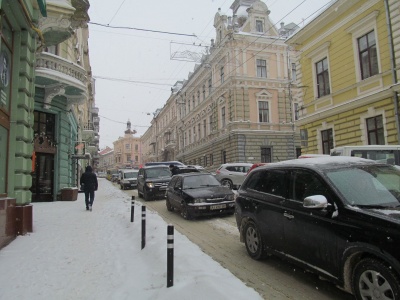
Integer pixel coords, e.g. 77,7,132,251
113,120,142,169
287,0,400,154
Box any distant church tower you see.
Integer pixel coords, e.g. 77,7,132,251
124,119,137,135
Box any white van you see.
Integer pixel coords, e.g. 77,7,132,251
330,145,400,166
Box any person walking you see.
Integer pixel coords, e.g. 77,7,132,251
80,165,98,211
169,164,180,175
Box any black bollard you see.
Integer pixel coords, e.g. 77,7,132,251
131,196,135,222
167,225,174,287
141,206,146,249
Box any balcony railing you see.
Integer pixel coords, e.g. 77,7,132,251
36,52,87,86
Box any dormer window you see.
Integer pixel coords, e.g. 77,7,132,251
256,20,263,33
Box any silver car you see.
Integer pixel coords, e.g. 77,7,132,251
214,163,253,189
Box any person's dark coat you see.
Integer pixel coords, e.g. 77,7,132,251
170,165,180,175
80,166,98,192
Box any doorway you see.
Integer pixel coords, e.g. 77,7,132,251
31,153,54,202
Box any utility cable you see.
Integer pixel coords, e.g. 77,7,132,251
89,22,197,37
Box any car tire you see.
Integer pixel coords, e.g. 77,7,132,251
221,179,233,189
143,189,150,201
352,258,400,300
138,187,143,198
166,197,174,212
180,202,192,220
244,221,266,260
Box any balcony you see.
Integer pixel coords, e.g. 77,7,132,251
93,117,100,125
35,52,88,109
38,0,90,46
91,107,99,116
82,123,95,142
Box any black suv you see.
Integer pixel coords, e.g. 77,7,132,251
235,156,400,299
137,165,172,201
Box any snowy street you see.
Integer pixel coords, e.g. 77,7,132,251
0,179,262,300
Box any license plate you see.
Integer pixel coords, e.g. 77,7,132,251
210,204,226,210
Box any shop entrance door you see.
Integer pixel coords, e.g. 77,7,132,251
31,153,54,202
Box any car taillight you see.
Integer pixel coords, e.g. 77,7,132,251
216,170,220,174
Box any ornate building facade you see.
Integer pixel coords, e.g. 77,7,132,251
142,0,301,168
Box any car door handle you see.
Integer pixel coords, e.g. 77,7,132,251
284,212,294,220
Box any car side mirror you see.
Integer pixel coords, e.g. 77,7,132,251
303,195,328,209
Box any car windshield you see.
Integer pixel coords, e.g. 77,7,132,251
146,168,171,178
326,165,400,207
183,174,221,189
125,172,138,179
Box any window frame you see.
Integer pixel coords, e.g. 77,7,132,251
258,100,270,123
256,59,267,78
366,115,385,145
316,57,330,98
321,128,334,154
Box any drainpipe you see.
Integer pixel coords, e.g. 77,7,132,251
384,0,400,143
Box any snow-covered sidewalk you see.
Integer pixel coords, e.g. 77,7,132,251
0,179,262,300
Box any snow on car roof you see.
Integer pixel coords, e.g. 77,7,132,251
269,156,377,168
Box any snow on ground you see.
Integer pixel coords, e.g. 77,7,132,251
0,179,262,300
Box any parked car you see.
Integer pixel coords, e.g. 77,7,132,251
235,156,400,299
137,165,172,200
97,172,107,178
111,174,119,183
246,163,267,175
144,161,185,167
165,173,235,220
120,169,139,190
214,163,253,189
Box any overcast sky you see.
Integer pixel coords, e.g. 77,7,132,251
88,0,333,149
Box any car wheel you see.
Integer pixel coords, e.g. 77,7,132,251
244,221,266,260
143,189,150,201
138,187,143,198
353,258,400,300
166,196,174,212
221,179,233,189
180,203,192,220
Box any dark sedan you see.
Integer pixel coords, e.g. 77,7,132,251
166,173,235,220
235,156,400,299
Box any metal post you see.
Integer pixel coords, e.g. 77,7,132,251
167,225,174,287
141,206,146,249
131,196,135,222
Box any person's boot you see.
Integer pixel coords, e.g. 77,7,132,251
89,205,92,211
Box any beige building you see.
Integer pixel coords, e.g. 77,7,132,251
113,121,143,169
142,0,300,168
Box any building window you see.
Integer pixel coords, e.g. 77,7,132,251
125,144,130,150
205,155,208,166
316,57,330,97
135,144,138,151
221,107,226,127
209,115,213,134
256,59,267,78
258,101,269,122
358,30,378,80
208,78,212,95
203,119,206,138
135,155,138,162
44,44,58,55
198,123,201,139
222,150,226,164
220,67,224,84
256,20,263,33
291,63,296,81
193,126,196,142
321,128,333,154
294,103,299,121
33,111,55,140
210,153,213,165
192,95,195,109
188,98,190,112
261,147,272,163
366,115,384,145
197,91,200,105
202,85,206,101
188,129,191,144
